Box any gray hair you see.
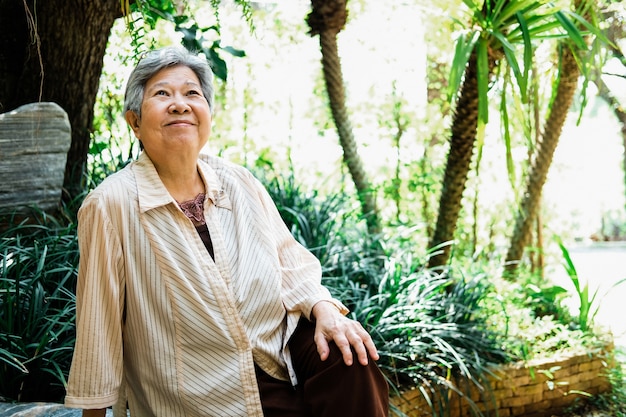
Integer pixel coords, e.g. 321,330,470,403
124,46,215,117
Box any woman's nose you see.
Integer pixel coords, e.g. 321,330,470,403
168,96,190,113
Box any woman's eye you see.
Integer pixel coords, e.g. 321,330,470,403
155,90,168,96
187,89,201,96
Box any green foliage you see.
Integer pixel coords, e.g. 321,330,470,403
0,212,79,402
174,19,246,82
557,237,599,332
451,0,585,117
91,43,139,187
260,169,348,267
556,236,626,332
370,268,509,415
124,0,249,80
448,0,601,190
258,166,510,416
258,165,621,416
479,264,612,364
523,280,570,319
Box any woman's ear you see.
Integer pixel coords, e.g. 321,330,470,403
125,110,141,139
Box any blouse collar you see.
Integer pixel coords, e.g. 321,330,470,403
133,151,232,214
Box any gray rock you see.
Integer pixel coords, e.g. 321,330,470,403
0,102,71,212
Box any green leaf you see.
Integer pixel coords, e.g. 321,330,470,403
493,31,527,102
562,9,612,46
506,6,565,41
220,45,246,58
517,11,532,95
493,0,540,27
499,86,516,190
448,31,480,104
177,25,198,47
462,0,486,24
556,238,580,293
0,347,28,374
555,11,587,49
173,14,189,25
199,24,221,35
207,47,228,81
476,37,490,124
89,141,109,155
462,0,484,11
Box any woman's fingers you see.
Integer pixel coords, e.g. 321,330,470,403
314,314,379,366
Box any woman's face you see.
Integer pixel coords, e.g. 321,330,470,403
126,65,212,164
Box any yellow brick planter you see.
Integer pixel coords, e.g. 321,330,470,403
392,344,613,417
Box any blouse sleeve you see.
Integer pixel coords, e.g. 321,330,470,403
65,194,126,409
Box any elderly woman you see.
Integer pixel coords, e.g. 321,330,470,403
64,46,389,417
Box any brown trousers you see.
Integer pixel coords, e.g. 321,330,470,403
255,318,389,417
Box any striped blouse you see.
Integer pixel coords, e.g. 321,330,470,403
64,152,347,416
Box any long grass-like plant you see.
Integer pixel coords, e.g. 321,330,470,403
0,210,79,402
361,256,508,416
556,236,626,332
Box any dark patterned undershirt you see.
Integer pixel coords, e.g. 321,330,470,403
178,193,215,261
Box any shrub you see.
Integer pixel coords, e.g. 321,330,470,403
259,167,510,416
0,211,79,402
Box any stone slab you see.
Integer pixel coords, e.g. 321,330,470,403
0,102,71,212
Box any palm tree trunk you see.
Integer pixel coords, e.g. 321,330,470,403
427,54,484,268
307,0,381,235
505,46,580,274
